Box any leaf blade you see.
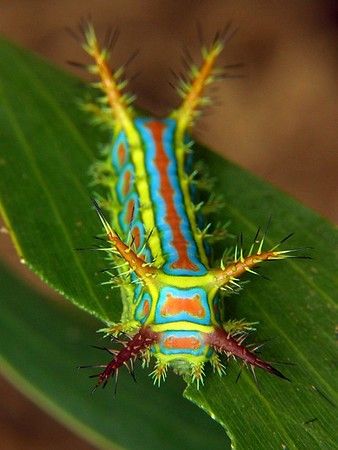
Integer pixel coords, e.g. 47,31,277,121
185,151,338,449
0,36,337,449
0,259,229,450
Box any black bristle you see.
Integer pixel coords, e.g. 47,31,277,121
223,62,245,70
253,226,261,243
64,26,82,43
263,215,272,238
279,232,295,245
235,365,243,383
67,60,87,70
89,373,100,379
267,365,291,382
113,370,119,396
221,22,239,45
75,245,102,252
106,28,120,52
124,49,140,69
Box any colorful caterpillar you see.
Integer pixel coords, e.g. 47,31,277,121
80,24,295,389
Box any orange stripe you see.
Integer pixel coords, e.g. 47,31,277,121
164,336,201,350
122,170,132,196
118,143,126,166
145,121,198,271
161,293,205,318
142,300,150,316
131,225,141,249
126,199,134,224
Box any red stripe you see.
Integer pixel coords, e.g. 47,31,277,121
145,121,198,271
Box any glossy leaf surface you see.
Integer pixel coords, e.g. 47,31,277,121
0,37,336,449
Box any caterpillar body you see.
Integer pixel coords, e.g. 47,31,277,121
81,24,293,389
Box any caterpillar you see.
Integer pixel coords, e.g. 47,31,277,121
80,24,296,389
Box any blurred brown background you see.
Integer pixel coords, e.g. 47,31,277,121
0,1,337,449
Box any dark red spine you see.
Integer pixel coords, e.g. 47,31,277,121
208,328,289,381
97,327,159,386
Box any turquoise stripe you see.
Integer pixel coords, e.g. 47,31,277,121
135,117,206,276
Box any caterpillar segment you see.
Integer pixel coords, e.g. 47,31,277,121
81,24,295,389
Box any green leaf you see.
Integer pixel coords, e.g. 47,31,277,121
184,156,338,449
0,259,228,450
0,36,337,450
0,38,115,322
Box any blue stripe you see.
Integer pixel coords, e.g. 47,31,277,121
135,118,206,276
